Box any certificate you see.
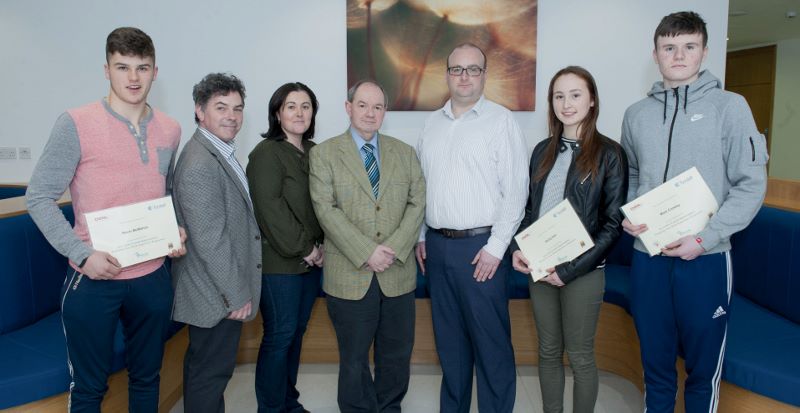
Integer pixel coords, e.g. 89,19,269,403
514,199,595,281
85,196,181,268
620,167,719,256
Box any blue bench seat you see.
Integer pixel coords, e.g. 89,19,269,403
0,205,130,409
0,186,26,200
725,293,800,406
0,313,129,408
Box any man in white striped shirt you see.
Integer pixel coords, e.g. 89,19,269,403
415,43,529,412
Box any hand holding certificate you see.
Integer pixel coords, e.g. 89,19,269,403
85,196,182,268
514,199,595,281
620,167,718,256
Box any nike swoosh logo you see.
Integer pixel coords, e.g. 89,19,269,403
691,114,704,122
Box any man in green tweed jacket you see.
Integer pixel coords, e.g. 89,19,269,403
309,79,425,413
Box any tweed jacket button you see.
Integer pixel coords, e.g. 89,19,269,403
255,235,261,240
376,232,381,238
257,263,262,269
376,206,381,211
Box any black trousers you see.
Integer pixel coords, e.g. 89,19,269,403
326,275,415,413
183,318,243,413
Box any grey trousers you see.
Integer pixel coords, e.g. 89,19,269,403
529,268,604,413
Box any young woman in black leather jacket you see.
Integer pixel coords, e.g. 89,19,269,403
511,66,628,413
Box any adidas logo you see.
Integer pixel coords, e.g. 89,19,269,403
712,306,726,319
690,114,705,122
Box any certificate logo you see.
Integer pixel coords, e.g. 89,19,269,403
674,175,693,188
552,206,567,218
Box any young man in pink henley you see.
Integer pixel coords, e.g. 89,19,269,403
26,27,185,412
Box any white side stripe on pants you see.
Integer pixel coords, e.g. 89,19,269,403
708,251,733,413
61,270,80,413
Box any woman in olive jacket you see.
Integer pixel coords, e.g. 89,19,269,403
511,66,628,413
246,82,323,413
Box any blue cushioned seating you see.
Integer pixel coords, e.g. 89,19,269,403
602,233,635,312
0,206,77,408
0,205,148,409
725,294,800,406
0,208,73,336
730,207,800,324
722,206,800,406
0,186,26,200
415,268,429,298
0,313,127,408
508,267,531,299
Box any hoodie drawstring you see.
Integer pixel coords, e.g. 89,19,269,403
661,85,691,123
663,88,681,182
684,85,689,114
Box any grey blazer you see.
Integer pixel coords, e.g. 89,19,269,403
171,129,262,328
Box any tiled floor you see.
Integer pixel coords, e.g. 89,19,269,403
170,363,643,412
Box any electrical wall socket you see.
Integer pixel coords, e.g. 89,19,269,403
0,147,17,160
18,147,31,159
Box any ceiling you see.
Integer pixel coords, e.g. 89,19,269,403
727,0,800,49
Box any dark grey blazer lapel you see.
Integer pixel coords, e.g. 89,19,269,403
192,129,253,211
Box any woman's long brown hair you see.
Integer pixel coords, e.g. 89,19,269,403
533,66,602,183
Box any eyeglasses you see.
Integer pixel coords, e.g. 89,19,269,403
447,65,485,77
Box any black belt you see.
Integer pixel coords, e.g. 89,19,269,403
431,226,492,239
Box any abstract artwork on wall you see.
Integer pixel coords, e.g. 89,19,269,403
347,0,538,111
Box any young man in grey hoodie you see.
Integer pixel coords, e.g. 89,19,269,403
620,11,768,413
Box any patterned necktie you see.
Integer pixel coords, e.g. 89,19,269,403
362,143,379,198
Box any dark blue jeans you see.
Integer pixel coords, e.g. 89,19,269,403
60,264,173,413
255,269,320,413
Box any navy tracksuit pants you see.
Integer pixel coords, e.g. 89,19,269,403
60,265,173,413
630,250,731,413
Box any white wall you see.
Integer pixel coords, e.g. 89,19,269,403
769,37,800,180
0,0,728,184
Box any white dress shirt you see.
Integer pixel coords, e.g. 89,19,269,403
198,127,250,199
417,96,529,259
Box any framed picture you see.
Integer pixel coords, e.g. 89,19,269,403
347,0,538,111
